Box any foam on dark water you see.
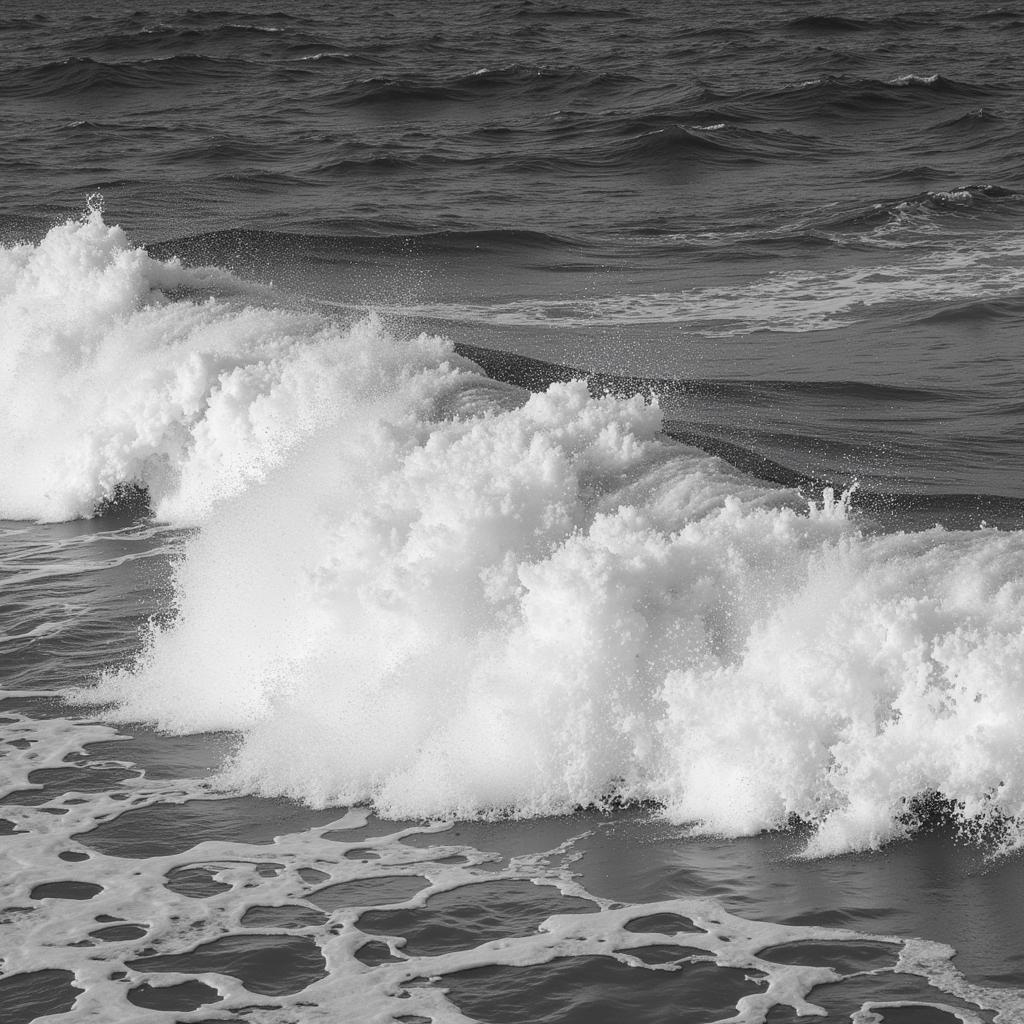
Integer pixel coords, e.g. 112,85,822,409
2,700,1021,1022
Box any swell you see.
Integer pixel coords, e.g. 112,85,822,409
784,13,934,32
813,184,1024,234
729,73,995,122
455,341,946,406
0,54,250,96
298,122,829,177
610,123,827,167
512,5,639,20
297,68,996,128
786,14,872,31
931,107,1003,132
68,21,325,55
148,226,582,270
911,295,1024,324
318,65,639,106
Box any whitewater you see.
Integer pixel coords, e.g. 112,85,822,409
1,210,1022,866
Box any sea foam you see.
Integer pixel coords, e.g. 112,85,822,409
7,705,1009,1024
13,212,1024,856
0,207,466,523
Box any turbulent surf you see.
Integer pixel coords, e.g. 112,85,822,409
4,1,1024,1021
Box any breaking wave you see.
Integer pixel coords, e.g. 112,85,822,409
5,213,1019,856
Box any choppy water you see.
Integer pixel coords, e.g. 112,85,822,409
4,1,1024,1021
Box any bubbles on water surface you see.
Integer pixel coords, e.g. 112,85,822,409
1,703,1020,1023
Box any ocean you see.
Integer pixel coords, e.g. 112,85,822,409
3,0,1024,1021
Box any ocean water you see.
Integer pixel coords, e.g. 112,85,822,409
3,1,1024,1021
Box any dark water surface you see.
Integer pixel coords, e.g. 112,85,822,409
6,0,1024,505
3,1,1024,1022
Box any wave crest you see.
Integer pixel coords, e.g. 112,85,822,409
0,209,467,523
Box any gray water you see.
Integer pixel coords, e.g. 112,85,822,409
4,2,1024,1021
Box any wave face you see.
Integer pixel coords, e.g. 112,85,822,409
16,214,1015,856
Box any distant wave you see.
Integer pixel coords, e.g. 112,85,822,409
675,24,755,39
68,21,332,56
785,12,941,31
457,342,946,407
161,8,304,27
305,152,430,175
930,107,1003,132
816,184,1024,237
141,180,1024,279
866,164,948,183
739,73,993,121
617,123,826,166
322,65,638,106
150,226,581,271
161,136,273,165
512,5,637,19
910,295,1024,324
786,15,870,31
294,117,831,174
376,231,1024,333
0,53,248,96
